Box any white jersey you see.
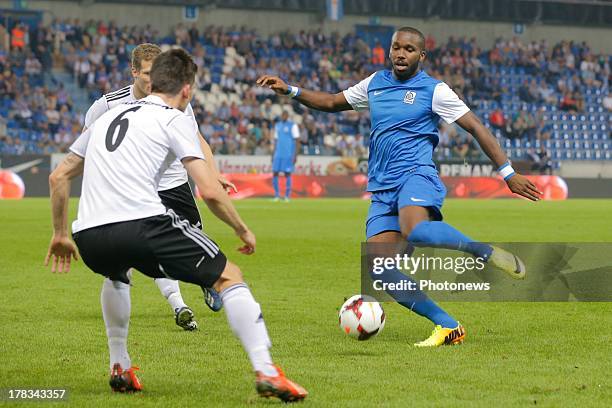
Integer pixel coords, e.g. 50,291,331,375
84,85,199,191
71,95,205,233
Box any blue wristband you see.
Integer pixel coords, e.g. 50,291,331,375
286,85,300,98
498,162,516,181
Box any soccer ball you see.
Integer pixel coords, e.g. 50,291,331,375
338,295,386,341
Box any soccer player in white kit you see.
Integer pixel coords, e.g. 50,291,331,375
83,43,232,331
45,49,307,402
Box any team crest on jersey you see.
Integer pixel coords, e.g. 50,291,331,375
403,91,417,104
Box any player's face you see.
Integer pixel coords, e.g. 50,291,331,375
389,32,425,80
132,59,154,96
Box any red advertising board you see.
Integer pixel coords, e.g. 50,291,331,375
198,174,568,200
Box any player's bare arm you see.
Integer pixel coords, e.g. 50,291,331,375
182,157,255,254
455,111,543,201
45,152,83,273
198,133,237,193
256,75,353,112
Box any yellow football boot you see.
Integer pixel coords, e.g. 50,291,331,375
489,246,526,280
414,323,466,347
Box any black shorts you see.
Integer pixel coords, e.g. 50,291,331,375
158,182,202,229
73,209,227,287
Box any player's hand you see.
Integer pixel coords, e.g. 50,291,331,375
506,174,543,201
236,229,256,255
218,175,238,194
256,75,288,95
45,234,79,273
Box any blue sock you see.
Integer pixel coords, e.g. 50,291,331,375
372,267,458,328
272,174,280,198
285,175,292,198
408,221,493,259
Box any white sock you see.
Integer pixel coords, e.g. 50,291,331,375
101,278,131,371
155,278,187,312
221,284,277,376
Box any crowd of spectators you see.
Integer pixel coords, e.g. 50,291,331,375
0,21,82,155
0,19,609,164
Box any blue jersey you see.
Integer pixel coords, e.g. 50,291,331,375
273,120,299,159
343,70,469,191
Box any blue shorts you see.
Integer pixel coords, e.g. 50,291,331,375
272,156,294,173
366,168,446,239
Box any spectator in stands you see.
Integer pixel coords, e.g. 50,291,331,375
0,23,8,52
11,23,26,50
74,55,90,88
10,95,32,126
508,113,527,140
221,73,236,93
353,134,367,158
518,80,536,103
371,40,385,65
537,123,552,142
336,134,350,157
560,90,580,112
603,92,612,112
0,116,6,139
425,34,435,51
526,148,552,175
536,80,556,105
25,52,42,78
450,129,472,159
45,100,61,134
489,107,506,135
0,20,608,158
304,121,323,149
437,122,454,159
208,131,224,154
0,72,12,99
489,45,502,66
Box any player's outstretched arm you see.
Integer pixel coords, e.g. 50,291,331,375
456,111,543,201
183,157,255,254
256,75,353,112
46,153,83,273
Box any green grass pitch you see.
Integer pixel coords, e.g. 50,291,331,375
1,198,611,407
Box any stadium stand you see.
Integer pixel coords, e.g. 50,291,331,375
0,19,609,169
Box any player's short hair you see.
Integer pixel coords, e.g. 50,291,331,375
131,43,162,71
150,48,197,95
396,27,426,50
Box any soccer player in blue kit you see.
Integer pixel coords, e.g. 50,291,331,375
272,110,300,201
257,27,542,346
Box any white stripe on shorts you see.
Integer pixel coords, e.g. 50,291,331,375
166,209,219,258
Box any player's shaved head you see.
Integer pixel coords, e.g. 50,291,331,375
150,48,197,95
131,43,162,72
395,27,426,50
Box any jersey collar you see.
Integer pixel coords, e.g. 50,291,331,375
390,69,425,84
144,94,171,108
